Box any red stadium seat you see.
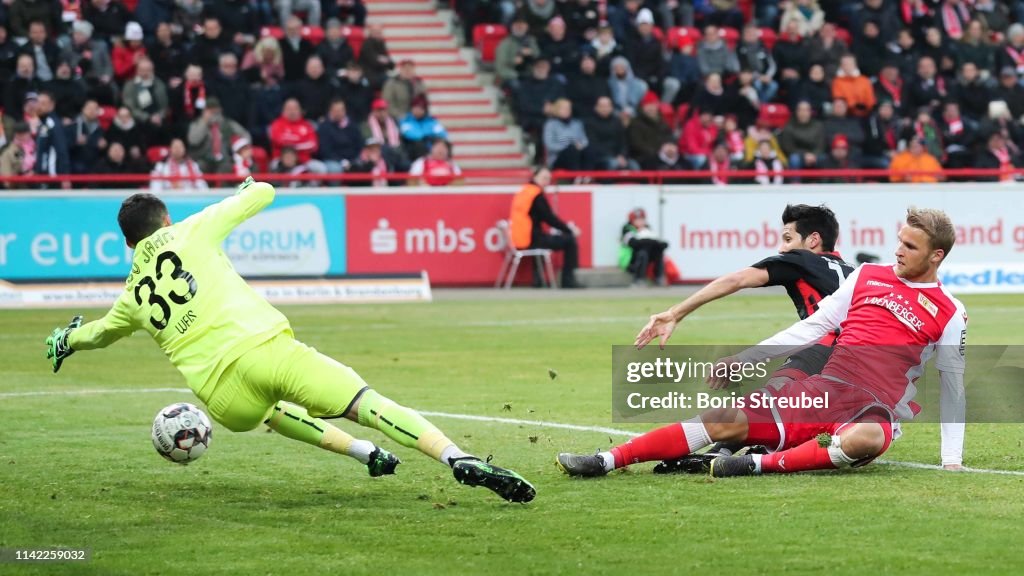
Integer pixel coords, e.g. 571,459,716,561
251,146,270,173
650,26,665,46
758,27,777,51
302,25,325,45
260,25,326,46
98,105,116,130
721,27,740,49
675,103,691,130
834,26,852,46
668,27,702,49
759,103,791,129
473,24,508,64
147,146,169,164
260,26,284,40
341,26,365,59
660,102,676,130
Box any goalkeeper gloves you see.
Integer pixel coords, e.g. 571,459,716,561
46,315,83,373
237,176,255,192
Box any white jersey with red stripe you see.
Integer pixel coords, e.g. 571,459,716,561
738,262,969,465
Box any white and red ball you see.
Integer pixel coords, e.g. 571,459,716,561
151,403,212,464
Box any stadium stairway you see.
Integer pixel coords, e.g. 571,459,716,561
366,0,529,173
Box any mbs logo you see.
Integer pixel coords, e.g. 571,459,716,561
369,219,508,255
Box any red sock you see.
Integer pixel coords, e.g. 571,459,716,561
609,419,709,468
761,438,837,473
744,422,782,448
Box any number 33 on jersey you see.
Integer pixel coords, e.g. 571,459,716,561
67,182,291,399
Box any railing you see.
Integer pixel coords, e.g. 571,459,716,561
0,167,1021,187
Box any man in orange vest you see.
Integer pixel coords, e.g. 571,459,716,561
889,137,944,183
509,167,582,288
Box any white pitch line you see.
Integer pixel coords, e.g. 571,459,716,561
2,387,1022,477
0,387,191,398
417,410,642,438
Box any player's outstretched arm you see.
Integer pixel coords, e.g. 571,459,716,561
48,292,138,373
192,177,276,243
635,267,769,349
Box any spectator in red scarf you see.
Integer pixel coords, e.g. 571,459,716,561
271,146,318,188
997,23,1024,75
269,98,319,163
699,141,734,186
347,137,394,187
721,115,746,163
940,101,976,170
862,99,901,170
170,64,207,134
362,97,407,170
748,139,784,185
187,96,250,174
232,137,254,178
938,0,971,41
408,139,461,186
974,130,1023,182
901,108,944,160
150,137,208,191
874,61,904,114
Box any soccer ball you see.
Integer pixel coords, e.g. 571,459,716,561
151,403,212,464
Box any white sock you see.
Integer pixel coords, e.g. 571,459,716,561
598,451,616,472
682,416,712,453
440,444,471,466
347,440,376,464
751,454,763,474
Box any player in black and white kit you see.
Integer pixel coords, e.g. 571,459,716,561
633,204,854,473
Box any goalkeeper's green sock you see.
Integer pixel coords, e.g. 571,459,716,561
265,403,375,464
356,390,470,466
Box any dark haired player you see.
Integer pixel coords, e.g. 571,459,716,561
562,204,854,474
45,178,535,502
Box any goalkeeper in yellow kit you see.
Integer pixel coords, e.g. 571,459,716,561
45,178,535,503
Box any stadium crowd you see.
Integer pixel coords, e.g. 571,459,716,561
0,0,467,187
2,0,1024,186
479,0,1024,182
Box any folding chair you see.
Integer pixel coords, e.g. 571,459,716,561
494,220,556,289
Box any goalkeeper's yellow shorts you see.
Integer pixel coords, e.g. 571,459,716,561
201,333,370,432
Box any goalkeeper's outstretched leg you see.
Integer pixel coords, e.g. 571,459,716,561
220,333,535,503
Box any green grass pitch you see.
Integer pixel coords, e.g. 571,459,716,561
2,292,1023,575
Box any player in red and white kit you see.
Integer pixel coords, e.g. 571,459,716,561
558,207,967,477
633,204,855,473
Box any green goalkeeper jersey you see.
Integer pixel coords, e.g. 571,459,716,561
69,181,291,400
